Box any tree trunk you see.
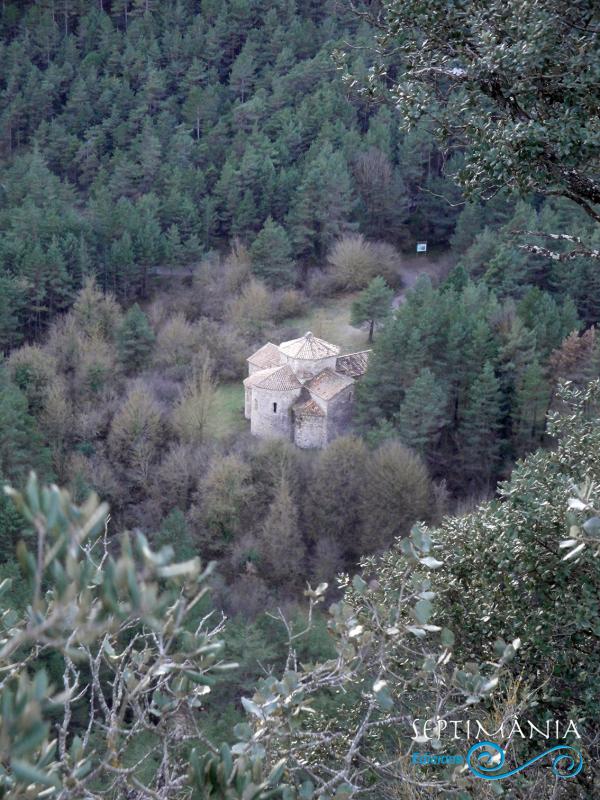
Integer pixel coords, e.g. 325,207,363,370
368,319,374,343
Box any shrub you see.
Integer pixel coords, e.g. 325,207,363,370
256,475,306,587
152,443,209,512
7,345,58,414
190,243,252,320
40,379,74,477
227,278,273,337
305,268,338,299
196,319,248,381
273,289,308,322
0,476,285,799
194,453,256,555
74,335,119,397
171,358,218,444
108,385,164,481
153,312,204,373
71,276,123,341
306,436,368,560
327,233,404,290
360,439,432,552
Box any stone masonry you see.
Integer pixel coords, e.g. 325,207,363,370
243,332,370,449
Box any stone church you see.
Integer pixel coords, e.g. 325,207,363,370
243,331,370,448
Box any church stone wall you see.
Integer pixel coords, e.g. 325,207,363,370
250,386,302,441
323,385,354,444
294,415,327,449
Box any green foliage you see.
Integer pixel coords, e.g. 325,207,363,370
242,525,510,798
0,1,459,344
287,143,356,261
328,234,402,291
250,217,296,288
358,277,584,487
396,367,448,458
154,507,194,560
0,368,50,482
0,489,26,563
458,362,502,484
0,473,294,799
360,440,432,551
199,455,256,554
434,381,600,737
117,303,155,372
350,276,393,342
356,1,600,225
306,436,368,561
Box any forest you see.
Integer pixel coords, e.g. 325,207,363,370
0,0,599,798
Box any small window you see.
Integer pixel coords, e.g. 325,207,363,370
273,402,277,413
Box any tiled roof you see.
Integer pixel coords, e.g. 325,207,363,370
247,342,282,370
306,368,354,401
336,350,371,378
293,398,325,417
243,364,302,391
279,331,340,360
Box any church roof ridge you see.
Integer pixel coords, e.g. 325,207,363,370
247,341,282,369
243,363,302,391
279,331,340,360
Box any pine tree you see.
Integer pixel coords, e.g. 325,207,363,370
110,232,137,301
450,202,486,254
131,0,158,17
351,276,394,342
483,241,528,297
0,485,25,563
229,41,256,102
0,369,49,482
45,236,73,317
163,224,184,263
287,142,355,260
117,303,155,372
111,0,131,30
579,248,600,326
249,217,295,287
458,362,503,485
458,226,503,281
517,287,580,358
0,276,25,351
396,368,448,460
513,357,550,456
183,86,206,141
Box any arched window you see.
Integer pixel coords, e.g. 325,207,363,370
273,402,278,413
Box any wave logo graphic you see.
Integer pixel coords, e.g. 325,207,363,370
466,741,583,781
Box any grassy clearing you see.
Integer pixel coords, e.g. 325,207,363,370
206,382,246,440
284,293,370,354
